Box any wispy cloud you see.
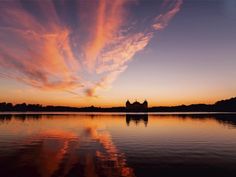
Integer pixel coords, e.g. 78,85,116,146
0,0,182,97
0,1,81,90
86,0,183,96
153,0,183,30
84,0,127,71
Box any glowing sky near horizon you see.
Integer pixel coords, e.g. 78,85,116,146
0,0,236,107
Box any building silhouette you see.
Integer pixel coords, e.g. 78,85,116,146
126,100,148,112
126,114,148,126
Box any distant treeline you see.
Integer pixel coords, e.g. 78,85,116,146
0,97,236,112
150,97,236,112
0,103,125,112
149,97,236,112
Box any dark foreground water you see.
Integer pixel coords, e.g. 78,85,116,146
0,113,236,177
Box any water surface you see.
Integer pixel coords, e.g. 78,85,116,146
0,113,236,177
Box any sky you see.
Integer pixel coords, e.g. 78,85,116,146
0,0,236,107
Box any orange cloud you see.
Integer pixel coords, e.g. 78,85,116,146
0,0,183,97
84,0,127,71
85,66,127,97
0,2,81,90
85,0,183,96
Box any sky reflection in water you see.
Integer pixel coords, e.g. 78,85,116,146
0,113,236,177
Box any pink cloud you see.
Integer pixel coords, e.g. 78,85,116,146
84,0,127,71
153,0,183,30
86,0,183,96
0,1,81,90
0,0,183,97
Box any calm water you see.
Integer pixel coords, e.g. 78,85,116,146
0,113,236,177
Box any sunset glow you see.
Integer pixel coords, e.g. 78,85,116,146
0,0,236,107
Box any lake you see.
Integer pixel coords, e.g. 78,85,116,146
0,113,236,177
